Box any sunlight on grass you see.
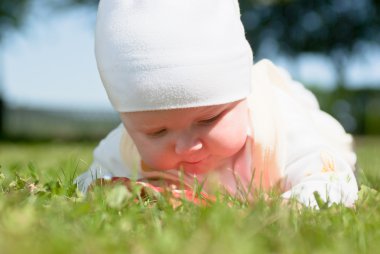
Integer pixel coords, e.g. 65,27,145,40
0,137,379,253
355,136,380,188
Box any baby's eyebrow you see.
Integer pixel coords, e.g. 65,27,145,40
140,124,166,132
197,111,223,121
198,104,231,118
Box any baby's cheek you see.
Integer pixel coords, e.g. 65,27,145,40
140,148,177,170
128,134,178,170
219,109,248,148
208,121,247,154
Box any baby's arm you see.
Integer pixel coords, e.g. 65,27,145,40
281,147,358,208
75,124,134,193
271,65,358,208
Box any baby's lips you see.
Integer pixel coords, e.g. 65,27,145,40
184,155,210,164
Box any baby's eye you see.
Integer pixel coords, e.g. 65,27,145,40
198,114,221,125
147,129,167,137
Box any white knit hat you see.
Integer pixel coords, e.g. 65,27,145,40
95,0,253,112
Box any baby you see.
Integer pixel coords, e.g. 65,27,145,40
76,0,358,207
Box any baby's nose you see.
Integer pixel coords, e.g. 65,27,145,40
175,137,203,155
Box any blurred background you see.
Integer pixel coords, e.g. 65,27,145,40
0,0,379,141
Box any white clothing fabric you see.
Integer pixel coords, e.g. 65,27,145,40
75,60,358,208
95,0,252,112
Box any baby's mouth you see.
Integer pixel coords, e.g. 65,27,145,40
183,155,209,165
178,156,212,174
184,159,203,165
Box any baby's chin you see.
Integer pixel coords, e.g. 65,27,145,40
181,165,212,175
179,161,219,175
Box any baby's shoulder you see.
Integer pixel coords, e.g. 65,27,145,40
92,124,138,177
252,59,319,110
94,123,125,157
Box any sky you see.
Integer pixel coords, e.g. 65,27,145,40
2,6,380,111
2,6,112,111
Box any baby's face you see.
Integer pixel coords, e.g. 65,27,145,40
120,99,249,174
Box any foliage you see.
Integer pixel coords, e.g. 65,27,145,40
0,139,379,253
239,0,380,84
0,0,31,41
311,87,380,134
240,0,380,55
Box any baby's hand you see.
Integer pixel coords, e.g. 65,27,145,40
94,177,213,208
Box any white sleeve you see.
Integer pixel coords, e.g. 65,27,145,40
274,77,358,208
281,148,358,208
74,124,135,193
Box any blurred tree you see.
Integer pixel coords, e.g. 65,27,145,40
239,0,380,86
0,0,31,40
0,89,3,137
47,0,98,10
0,0,32,137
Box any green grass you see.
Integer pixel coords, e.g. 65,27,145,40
0,138,379,254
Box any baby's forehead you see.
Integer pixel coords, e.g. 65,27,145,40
121,102,232,126
125,104,224,118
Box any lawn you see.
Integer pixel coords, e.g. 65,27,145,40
0,137,379,254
